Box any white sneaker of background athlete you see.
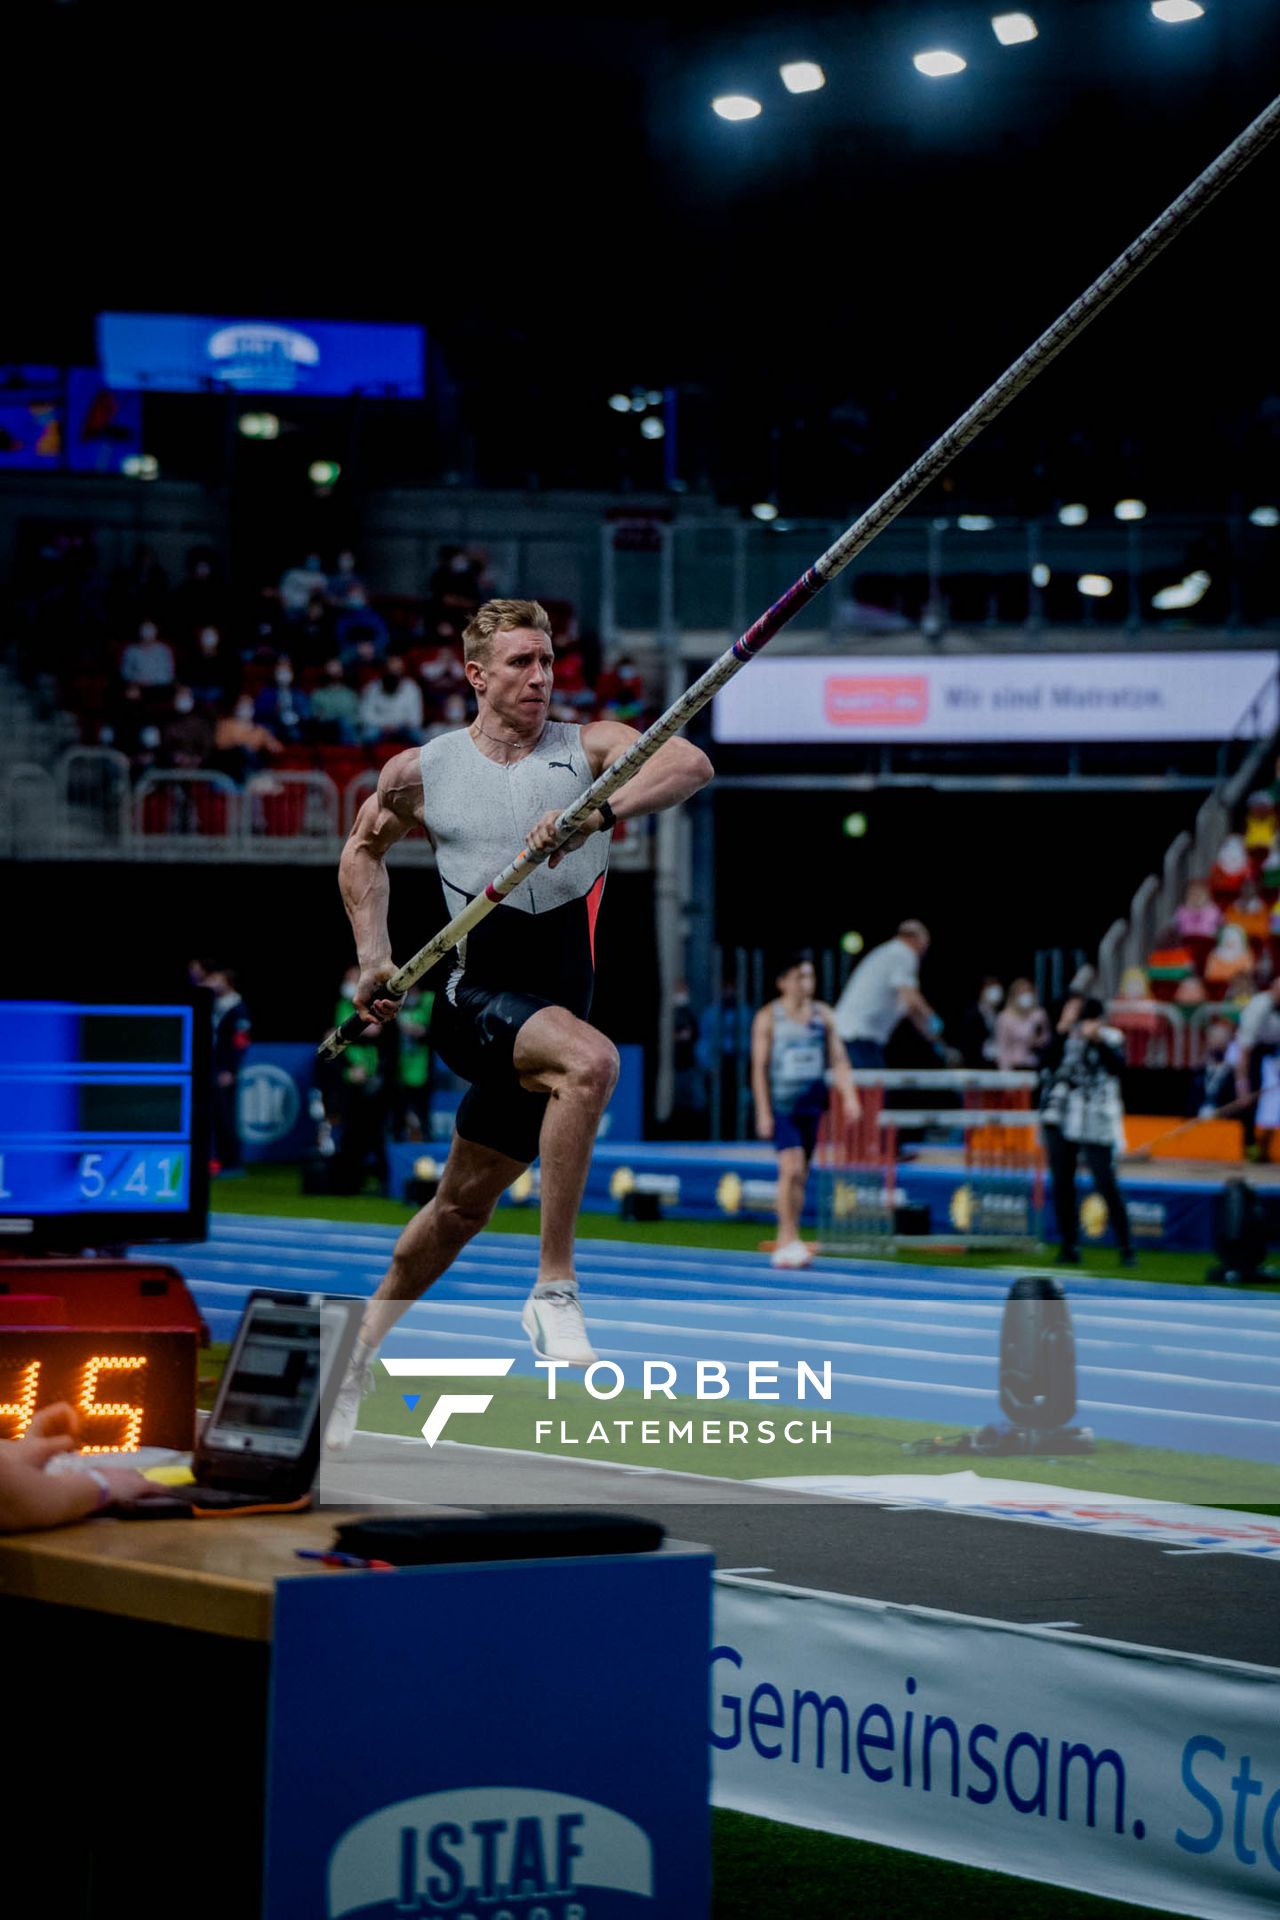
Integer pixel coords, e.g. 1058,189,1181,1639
324,1355,376,1453
521,1286,598,1366
771,1240,815,1271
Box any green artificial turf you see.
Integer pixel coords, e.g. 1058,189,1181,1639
710,1810,1190,1920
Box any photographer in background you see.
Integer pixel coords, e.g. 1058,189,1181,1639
1041,996,1135,1268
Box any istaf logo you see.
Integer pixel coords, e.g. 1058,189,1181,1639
824,674,929,727
327,1786,655,1918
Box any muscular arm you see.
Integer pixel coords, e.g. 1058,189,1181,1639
751,1005,774,1139
581,720,712,821
337,748,423,1018
525,721,713,868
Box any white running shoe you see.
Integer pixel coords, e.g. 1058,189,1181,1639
324,1355,376,1453
770,1240,815,1270
522,1287,598,1366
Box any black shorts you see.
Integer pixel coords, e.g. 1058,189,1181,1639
429,980,553,1165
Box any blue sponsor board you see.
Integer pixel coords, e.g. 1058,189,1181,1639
237,1043,317,1164
98,311,425,396
576,1142,1238,1253
264,1550,712,1918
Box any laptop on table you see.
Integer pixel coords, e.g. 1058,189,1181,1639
113,1289,360,1518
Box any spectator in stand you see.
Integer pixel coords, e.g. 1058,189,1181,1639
1205,922,1253,994
287,593,331,668
1235,976,1280,1160
120,619,176,690
335,585,390,663
327,549,368,610
1174,877,1222,943
203,962,252,1177
279,551,330,618
956,977,1003,1069
254,659,310,743
596,654,645,722
1209,832,1250,901
213,695,284,783
994,977,1050,1072
1244,791,1278,866
1173,878,1222,975
422,689,470,744
1226,880,1271,948
162,687,214,769
346,633,384,689
359,653,423,745
309,658,361,744
833,920,939,1068
1042,998,1135,1267
415,635,468,705
186,625,239,707
391,987,433,1142
110,542,170,628
426,544,484,642
169,548,227,637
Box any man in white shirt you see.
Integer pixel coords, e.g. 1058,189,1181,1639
119,620,176,689
834,919,939,1067
359,655,425,744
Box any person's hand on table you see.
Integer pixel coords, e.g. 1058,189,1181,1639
10,1401,81,1469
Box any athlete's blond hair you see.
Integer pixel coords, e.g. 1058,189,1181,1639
462,598,553,669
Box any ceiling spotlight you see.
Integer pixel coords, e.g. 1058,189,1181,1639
957,514,995,531
1152,570,1210,611
1152,1,1204,21
640,417,666,440
840,931,865,956
1058,503,1088,526
713,95,763,122
991,11,1038,44
1248,505,1279,528
645,389,663,407
1077,574,1114,598
751,502,779,522
1031,562,1051,588
122,453,159,481
780,61,825,94
238,411,280,440
608,393,631,413
913,50,967,77
309,459,341,487
1114,498,1148,521
842,812,868,839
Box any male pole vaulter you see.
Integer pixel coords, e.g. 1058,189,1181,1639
326,599,711,1449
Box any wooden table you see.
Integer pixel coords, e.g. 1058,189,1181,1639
2,1508,372,1918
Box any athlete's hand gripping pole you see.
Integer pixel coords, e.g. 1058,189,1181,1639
318,93,1280,1064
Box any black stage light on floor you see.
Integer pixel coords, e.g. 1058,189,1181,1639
1208,1177,1280,1286
999,1274,1078,1440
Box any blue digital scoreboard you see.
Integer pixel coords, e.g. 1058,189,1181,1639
0,1002,209,1249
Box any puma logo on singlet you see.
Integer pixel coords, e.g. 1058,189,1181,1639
549,759,578,775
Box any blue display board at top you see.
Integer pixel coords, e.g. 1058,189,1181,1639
97,312,425,396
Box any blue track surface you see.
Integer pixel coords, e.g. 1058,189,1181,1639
153,1216,1280,1466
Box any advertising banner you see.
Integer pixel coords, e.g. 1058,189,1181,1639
98,311,425,396
265,1551,713,1918
712,652,1278,744
712,1578,1280,1919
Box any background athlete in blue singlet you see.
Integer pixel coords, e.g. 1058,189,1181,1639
751,951,861,1271
325,598,711,1448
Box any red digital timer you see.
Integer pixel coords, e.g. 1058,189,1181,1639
0,1262,201,1453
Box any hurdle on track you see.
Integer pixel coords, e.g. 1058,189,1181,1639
815,1068,1046,1252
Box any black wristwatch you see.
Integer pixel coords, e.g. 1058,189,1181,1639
596,800,617,831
